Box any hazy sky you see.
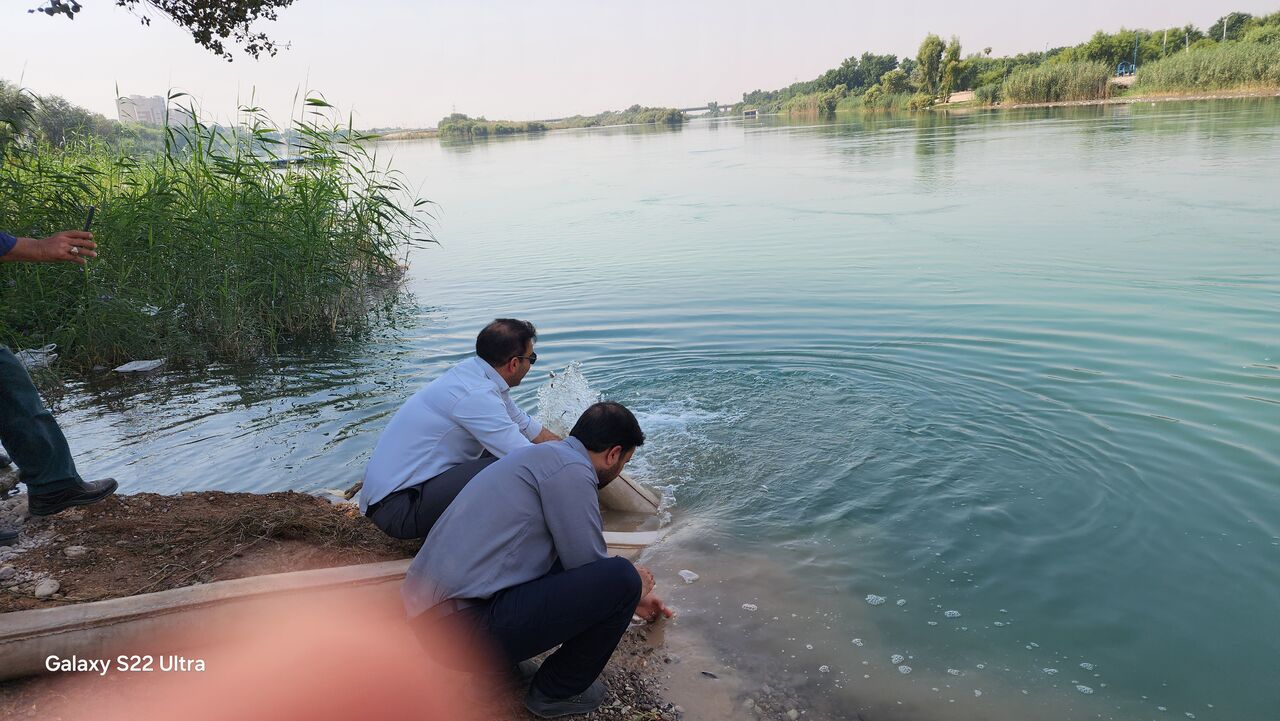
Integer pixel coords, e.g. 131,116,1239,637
2,1,1273,128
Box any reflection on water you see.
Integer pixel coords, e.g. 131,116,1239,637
49,98,1280,721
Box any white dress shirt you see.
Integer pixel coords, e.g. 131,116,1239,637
359,356,543,512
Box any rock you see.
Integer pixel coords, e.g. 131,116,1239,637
64,545,88,558
34,578,60,598
788,710,801,720
0,565,15,581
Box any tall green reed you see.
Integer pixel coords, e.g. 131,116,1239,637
1002,61,1112,104
0,94,432,368
1134,42,1280,91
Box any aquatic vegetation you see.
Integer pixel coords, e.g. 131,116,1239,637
1001,61,1112,103
1134,42,1280,91
0,95,432,368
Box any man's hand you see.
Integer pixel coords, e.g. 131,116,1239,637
635,593,675,623
2,231,98,265
532,428,562,444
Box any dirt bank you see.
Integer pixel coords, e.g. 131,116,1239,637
0,486,683,720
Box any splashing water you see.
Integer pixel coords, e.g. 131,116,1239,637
535,361,601,437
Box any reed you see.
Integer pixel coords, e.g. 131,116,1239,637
1001,61,1112,104
0,96,432,369
1134,42,1280,92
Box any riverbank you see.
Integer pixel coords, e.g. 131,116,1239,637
0,483,682,719
996,86,1280,110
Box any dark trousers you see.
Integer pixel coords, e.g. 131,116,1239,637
367,455,499,539
413,556,642,699
0,347,80,494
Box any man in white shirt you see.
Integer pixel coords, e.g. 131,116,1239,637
360,319,560,538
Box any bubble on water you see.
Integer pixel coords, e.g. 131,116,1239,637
947,669,962,676
805,644,814,650
993,621,1005,627
1028,642,1039,648
742,603,758,612
896,599,907,606
927,621,939,626
1157,707,1167,712
974,690,983,697
851,638,864,646
866,595,887,606
976,664,985,670
819,665,830,673
1079,662,1094,671
999,609,1008,613
678,570,699,584
1076,685,1093,695
1184,714,1196,719
944,610,961,618
890,654,905,664
898,665,912,674
1043,668,1058,675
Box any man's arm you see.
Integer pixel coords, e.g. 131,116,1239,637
451,389,536,458
532,427,562,443
1,231,97,265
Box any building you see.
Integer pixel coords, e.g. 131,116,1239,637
116,95,168,126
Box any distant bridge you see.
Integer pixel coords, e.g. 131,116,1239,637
679,102,737,113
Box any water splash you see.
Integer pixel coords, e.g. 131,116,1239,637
535,361,601,437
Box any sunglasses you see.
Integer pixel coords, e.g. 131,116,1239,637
512,352,538,365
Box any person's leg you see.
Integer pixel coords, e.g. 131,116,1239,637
367,455,500,539
483,556,643,698
0,347,81,494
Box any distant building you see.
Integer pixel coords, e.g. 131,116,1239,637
116,95,168,126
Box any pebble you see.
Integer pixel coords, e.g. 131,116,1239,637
787,710,800,720
0,565,15,581
64,545,88,558
34,578,60,598
742,699,755,709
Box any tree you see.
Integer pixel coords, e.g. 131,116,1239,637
30,0,296,61
857,52,899,92
879,68,910,94
940,36,962,100
1209,12,1252,41
916,33,945,96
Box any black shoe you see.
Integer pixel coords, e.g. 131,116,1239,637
1,528,17,546
27,478,118,517
523,679,607,718
468,659,542,702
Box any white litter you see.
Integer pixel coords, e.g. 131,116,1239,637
114,359,166,373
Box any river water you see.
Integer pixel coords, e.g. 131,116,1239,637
52,99,1279,720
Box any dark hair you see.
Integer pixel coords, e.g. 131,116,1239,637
476,319,537,366
570,401,646,453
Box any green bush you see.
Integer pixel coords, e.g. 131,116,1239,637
974,83,1003,104
906,92,935,111
1002,61,1111,103
1135,42,1280,91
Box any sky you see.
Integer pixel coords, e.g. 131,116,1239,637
2,1,1274,128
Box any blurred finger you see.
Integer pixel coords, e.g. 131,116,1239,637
65,230,93,240
78,249,98,259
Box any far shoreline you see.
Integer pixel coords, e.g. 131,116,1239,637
969,86,1280,111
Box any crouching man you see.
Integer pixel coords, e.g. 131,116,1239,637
401,401,673,718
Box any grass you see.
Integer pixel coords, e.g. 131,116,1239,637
1002,61,1112,104
1134,42,1280,92
0,95,432,369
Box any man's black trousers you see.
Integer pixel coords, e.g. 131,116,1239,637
413,555,642,699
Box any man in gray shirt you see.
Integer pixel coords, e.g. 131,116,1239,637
403,401,672,718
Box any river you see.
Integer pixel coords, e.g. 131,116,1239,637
52,98,1280,720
